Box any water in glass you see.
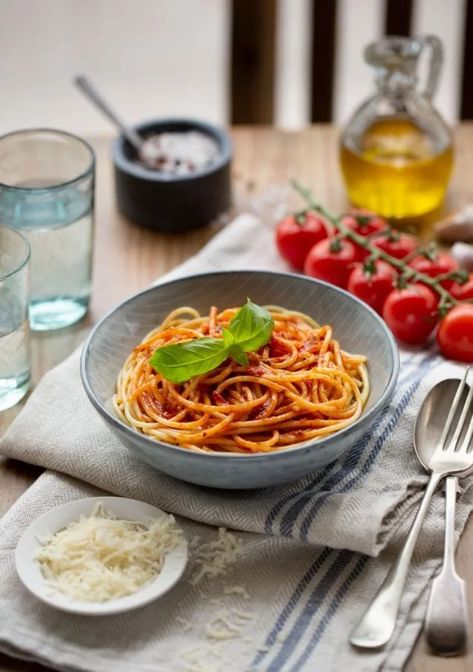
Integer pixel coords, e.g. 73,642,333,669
0,226,30,410
7,183,93,330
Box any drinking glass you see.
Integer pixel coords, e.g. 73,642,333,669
0,129,95,331
0,225,30,410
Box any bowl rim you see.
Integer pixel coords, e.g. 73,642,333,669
112,116,232,183
80,269,400,462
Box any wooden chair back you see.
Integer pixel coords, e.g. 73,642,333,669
231,0,473,126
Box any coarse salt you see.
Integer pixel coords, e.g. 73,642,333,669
138,131,219,175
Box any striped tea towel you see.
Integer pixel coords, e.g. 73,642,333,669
0,213,472,672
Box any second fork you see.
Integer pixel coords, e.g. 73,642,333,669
424,474,468,656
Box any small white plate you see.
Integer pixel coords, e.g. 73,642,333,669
15,496,188,616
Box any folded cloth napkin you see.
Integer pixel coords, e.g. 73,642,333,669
1,213,472,672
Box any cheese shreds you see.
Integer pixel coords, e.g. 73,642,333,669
205,606,255,641
232,607,254,621
181,646,223,672
176,616,193,632
223,585,250,599
189,527,243,586
181,528,258,671
35,503,181,603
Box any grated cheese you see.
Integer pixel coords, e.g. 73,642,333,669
223,585,250,600
176,616,193,632
189,527,243,586
181,528,257,671
232,607,254,621
205,604,255,641
180,646,223,672
35,503,181,603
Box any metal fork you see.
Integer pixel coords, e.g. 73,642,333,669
350,367,473,649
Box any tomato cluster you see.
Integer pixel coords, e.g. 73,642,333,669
275,209,473,362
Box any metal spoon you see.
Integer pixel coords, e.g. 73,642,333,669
414,377,469,656
350,368,473,649
74,75,143,152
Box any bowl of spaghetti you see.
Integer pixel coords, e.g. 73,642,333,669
81,271,399,489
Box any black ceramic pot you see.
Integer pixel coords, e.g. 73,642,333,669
113,118,232,233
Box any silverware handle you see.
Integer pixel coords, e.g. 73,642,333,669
425,476,468,656
350,471,443,649
74,75,143,150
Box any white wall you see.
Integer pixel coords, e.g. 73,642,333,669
274,0,313,129
0,0,231,136
333,0,385,125
412,0,466,124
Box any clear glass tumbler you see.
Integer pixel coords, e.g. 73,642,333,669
0,225,31,410
0,129,95,331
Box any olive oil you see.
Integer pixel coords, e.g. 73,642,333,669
340,118,453,220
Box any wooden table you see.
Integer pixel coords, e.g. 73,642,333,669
1,125,473,672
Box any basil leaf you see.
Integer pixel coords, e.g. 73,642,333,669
149,338,228,383
227,299,274,353
148,300,274,384
222,327,234,348
228,344,249,367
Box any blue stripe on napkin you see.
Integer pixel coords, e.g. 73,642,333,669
250,547,335,669
262,550,356,671
289,555,368,671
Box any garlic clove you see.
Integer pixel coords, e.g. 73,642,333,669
435,205,473,244
451,242,473,272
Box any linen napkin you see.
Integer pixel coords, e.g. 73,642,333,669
0,213,472,672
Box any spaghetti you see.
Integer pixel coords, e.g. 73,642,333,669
113,305,369,453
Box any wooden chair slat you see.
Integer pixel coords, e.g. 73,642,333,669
310,0,338,122
231,0,277,124
384,0,413,36
460,0,473,119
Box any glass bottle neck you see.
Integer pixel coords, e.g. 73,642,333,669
375,68,416,96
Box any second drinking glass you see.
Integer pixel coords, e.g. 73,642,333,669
0,225,30,410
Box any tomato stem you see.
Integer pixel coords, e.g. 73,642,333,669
400,248,422,265
291,180,458,311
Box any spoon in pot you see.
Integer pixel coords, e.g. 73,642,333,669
414,377,469,656
350,368,473,649
74,75,143,152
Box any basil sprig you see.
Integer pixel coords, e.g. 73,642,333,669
149,299,274,383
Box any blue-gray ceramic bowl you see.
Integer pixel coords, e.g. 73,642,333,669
80,271,399,489
113,118,232,233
